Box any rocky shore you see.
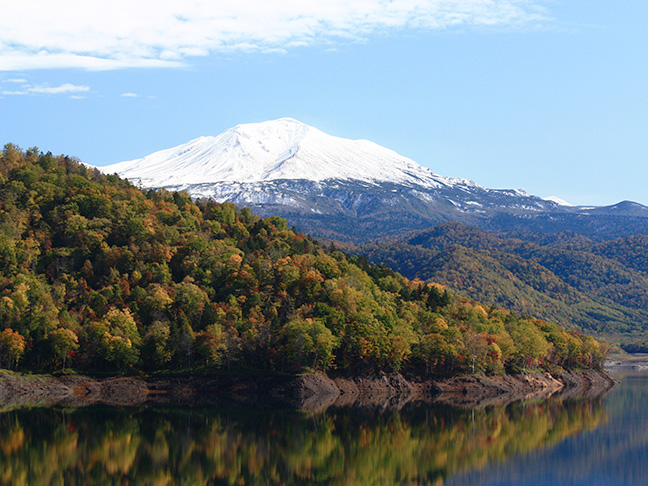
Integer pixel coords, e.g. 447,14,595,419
0,369,616,411
277,370,616,409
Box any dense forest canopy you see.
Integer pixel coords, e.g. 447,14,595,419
357,222,648,338
0,144,607,375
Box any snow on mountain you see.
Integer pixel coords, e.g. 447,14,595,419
101,118,477,190
95,118,648,242
544,196,573,207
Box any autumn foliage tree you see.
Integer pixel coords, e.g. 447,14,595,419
0,328,26,369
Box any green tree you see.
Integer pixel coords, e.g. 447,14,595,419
142,321,172,368
174,279,209,327
281,318,337,371
417,333,451,374
508,320,550,372
196,324,227,367
48,328,79,370
174,316,195,368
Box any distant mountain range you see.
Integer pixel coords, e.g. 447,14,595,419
101,118,648,242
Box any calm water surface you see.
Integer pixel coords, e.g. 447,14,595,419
448,370,648,486
0,371,645,486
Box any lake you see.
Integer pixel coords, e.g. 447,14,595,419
0,370,644,485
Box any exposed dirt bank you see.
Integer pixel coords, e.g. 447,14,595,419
605,353,648,372
0,372,148,410
0,369,616,411
283,370,616,410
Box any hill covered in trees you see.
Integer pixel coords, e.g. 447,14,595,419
0,144,606,376
357,223,648,340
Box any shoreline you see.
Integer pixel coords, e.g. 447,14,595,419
604,353,648,372
0,369,616,411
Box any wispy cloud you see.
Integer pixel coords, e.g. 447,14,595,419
121,92,138,97
0,0,548,71
1,82,90,96
1,90,28,96
29,83,90,94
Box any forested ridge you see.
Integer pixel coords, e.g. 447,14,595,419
357,222,648,338
0,144,606,375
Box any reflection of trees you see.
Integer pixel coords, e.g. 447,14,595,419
451,373,648,485
0,399,607,486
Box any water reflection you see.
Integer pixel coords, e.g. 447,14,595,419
0,396,607,486
448,370,648,486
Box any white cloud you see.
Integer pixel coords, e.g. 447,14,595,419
0,0,547,71
2,82,90,95
29,83,90,94
121,92,138,97
1,90,28,96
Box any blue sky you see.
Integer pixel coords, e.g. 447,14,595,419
1,0,647,206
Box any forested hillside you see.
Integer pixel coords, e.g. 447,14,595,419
358,223,648,336
0,144,606,375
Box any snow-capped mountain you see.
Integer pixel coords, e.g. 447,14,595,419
103,117,475,193
100,118,648,242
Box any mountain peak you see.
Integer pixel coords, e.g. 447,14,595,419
100,118,476,190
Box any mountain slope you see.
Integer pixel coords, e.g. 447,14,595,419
103,117,469,189
357,223,648,335
100,118,648,242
